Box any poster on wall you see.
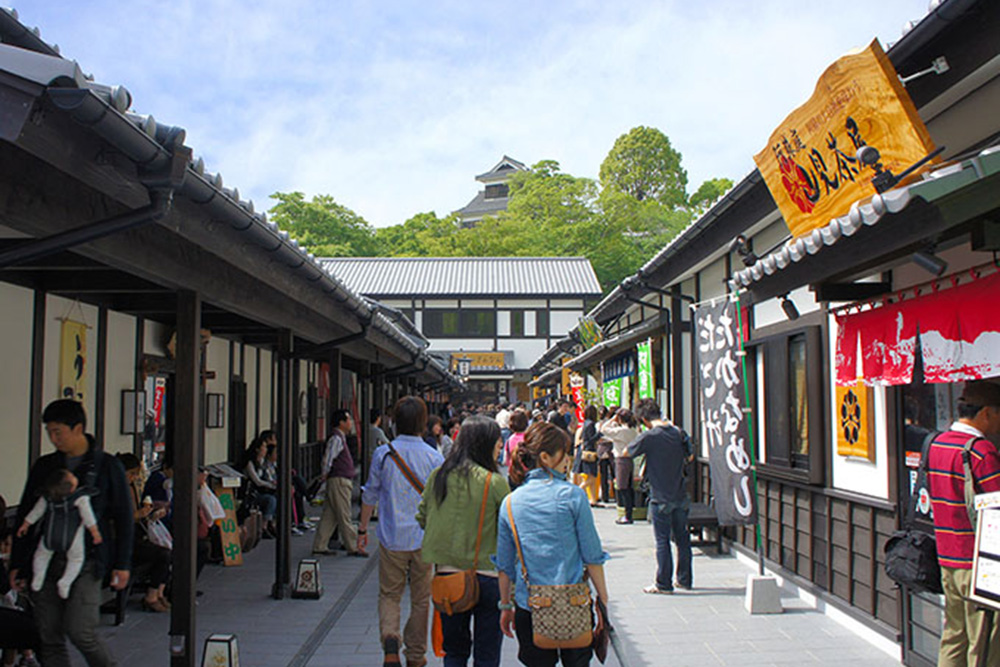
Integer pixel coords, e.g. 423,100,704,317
59,319,87,402
835,381,875,461
636,339,655,400
694,297,757,526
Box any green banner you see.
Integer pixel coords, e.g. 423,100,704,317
637,339,655,400
602,378,623,407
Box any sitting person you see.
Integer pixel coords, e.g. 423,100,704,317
243,437,278,538
17,469,102,599
1,494,41,667
117,453,172,612
142,455,174,530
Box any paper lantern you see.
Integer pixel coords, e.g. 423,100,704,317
202,634,239,667
292,558,323,599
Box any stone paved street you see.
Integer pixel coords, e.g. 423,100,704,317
68,504,905,666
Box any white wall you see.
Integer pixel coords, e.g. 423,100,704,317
259,349,273,430
204,336,230,463
424,300,459,309
827,313,890,499
524,311,536,336
550,310,581,337
426,338,495,352
103,311,136,454
497,311,511,336
753,285,819,329
549,299,583,308
698,257,728,301
0,284,34,499
498,299,546,308
504,339,550,370
461,299,493,307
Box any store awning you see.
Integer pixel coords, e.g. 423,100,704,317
528,366,563,388
566,316,666,372
835,268,1000,386
729,145,1000,303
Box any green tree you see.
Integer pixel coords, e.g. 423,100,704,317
268,191,378,257
375,211,460,256
599,126,687,208
689,177,735,216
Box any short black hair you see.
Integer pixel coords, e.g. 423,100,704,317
394,396,428,436
45,469,76,500
369,408,382,425
42,399,87,430
332,409,351,428
116,452,141,472
958,402,985,420
635,398,662,423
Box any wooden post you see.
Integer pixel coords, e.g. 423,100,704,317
170,289,200,667
359,360,371,480
328,349,341,437
273,330,293,599
28,290,46,465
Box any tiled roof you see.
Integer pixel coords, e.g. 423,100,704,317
320,257,602,297
454,190,509,218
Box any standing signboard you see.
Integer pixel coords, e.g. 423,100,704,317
970,492,1000,611
694,297,757,526
214,485,244,567
636,339,655,400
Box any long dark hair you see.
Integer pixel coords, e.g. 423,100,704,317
433,415,500,504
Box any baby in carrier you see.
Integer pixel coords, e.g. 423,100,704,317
16,469,103,599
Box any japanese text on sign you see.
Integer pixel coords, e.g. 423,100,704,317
695,298,757,526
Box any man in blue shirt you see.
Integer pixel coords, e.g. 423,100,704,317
358,397,443,667
629,398,693,594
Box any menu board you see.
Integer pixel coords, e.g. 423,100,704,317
969,492,1000,609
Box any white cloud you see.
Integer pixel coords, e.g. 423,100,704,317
18,0,931,227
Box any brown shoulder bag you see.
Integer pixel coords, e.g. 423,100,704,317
431,472,492,615
507,496,593,649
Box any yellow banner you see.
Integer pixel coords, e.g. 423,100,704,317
59,319,87,402
754,39,935,238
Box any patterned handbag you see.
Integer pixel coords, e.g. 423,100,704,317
506,497,593,650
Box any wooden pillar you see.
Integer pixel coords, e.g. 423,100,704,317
170,290,200,667
273,330,294,599
94,307,108,447
328,349,342,438
358,361,371,480
134,316,146,457
670,286,685,430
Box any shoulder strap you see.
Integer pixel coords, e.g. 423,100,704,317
905,430,939,527
387,444,424,494
505,496,529,586
472,472,492,566
962,436,982,527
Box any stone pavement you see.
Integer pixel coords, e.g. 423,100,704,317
67,503,906,666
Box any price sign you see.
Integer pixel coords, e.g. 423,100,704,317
214,484,243,567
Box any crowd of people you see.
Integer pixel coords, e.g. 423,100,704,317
1,391,696,667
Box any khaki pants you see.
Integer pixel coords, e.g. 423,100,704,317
940,566,1000,666
312,477,357,553
378,544,432,664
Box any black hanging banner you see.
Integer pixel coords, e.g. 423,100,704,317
694,297,757,526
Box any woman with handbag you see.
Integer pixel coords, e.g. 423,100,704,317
117,453,172,613
417,416,511,667
496,421,610,667
572,406,601,507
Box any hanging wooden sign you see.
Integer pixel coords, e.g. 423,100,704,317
835,381,875,461
754,39,935,238
59,319,87,402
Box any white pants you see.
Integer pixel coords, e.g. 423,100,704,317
32,525,87,599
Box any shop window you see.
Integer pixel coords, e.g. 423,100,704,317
423,309,495,337
752,325,823,483
510,310,524,337
536,310,550,337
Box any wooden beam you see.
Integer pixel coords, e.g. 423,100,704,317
812,281,892,303
170,289,200,667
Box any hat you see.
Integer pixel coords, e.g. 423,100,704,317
959,381,1000,408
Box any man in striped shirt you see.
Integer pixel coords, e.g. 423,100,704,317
928,381,1000,666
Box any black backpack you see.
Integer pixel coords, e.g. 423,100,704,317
883,432,942,594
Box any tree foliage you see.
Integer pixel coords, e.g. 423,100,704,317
599,126,687,208
268,192,378,257
689,177,735,216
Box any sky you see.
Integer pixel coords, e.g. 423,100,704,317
15,0,933,228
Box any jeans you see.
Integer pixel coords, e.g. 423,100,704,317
649,499,692,591
31,558,117,667
598,458,614,503
439,575,503,667
256,491,277,521
514,607,591,666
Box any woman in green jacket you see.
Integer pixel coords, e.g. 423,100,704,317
417,416,511,667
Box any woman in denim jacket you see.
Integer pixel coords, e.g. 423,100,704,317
495,422,610,667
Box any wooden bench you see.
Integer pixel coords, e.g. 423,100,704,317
688,502,722,554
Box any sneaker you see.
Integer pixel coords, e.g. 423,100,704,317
675,581,693,591
615,517,634,525
643,584,673,595
291,527,304,536
383,636,401,666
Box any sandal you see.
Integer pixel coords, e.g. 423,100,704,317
642,584,673,595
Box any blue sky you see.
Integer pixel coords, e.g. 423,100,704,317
16,1,932,227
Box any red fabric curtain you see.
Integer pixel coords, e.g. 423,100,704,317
835,271,1000,386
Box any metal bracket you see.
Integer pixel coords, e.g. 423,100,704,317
899,56,949,85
